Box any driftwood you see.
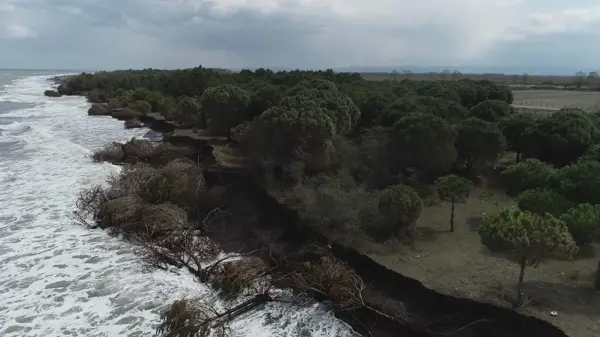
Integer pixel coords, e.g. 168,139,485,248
156,295,271,337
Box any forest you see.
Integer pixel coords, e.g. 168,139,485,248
61,66,600,337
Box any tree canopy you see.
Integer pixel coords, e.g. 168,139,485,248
389,113,458,177
435,174,473,232
478,208,576,304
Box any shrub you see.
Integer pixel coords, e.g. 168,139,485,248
112,107,142,120
138,159,205,210
208,257,267,299
501,158,557,196
517,188,573,217
91,142,124,164
478,208,576,304
557,160,600,204
280,173,381,236
379,184,423,237
97,195,144,234
121,138,155,164
560,204,600,246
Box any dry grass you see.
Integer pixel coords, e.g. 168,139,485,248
157,299,228,337
208,257,268,299
360,72,577,85
104,159,205,211
122,138,155,161
513,90,600,112
150,159,205,210
92,142,124,163
370,186,600,337
97,196,188,239
139,203,189,238
291,256,367,311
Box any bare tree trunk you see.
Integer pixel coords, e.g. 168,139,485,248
516,151,521,163
517,256,526,305
450,201,455,232
595,261,600,291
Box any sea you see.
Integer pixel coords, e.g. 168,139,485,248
0,70,357,337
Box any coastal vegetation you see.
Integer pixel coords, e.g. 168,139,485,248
62,66,600,337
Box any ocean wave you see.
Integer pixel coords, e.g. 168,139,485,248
0,73,356,337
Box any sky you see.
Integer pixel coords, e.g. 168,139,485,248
1,0,599,73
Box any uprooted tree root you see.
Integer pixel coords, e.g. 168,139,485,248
73,184,107,229
134,230,221,278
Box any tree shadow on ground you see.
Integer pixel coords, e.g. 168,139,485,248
573,245,597,260
466,216,484,231
416,227,439,242
520,278,600,317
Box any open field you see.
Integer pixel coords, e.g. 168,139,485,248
513,89,600,112
360,72,578,86
370,180,600,337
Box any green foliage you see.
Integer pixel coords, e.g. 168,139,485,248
455,117,506,169
578,144,600,163
478,208,576,261
560,204,600,246
517,188,573,217
501,159,557,196
435,174,473,204
389,113,457,177
557,160,600,204
435,174,473,231
129,100,152,114
417,96,469,122
247,84,283,119
174,96,203,127
521,109,600,166
157,96,177,117
378,184,423,231
281,88,360,134
281,173,381,235
469,99,513,122
240,106,336,168
200,84,251,138
378,96,427,127
499,113,536,160
358,92,390,128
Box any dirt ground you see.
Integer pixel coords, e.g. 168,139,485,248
370,184,600,337
513,90,600,111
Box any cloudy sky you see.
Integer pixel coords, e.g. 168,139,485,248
1,0,599,72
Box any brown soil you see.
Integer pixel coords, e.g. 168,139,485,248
370,186,600,337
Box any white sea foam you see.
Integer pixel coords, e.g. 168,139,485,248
0,75,358,337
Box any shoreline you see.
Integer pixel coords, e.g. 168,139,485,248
48,81,570,337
